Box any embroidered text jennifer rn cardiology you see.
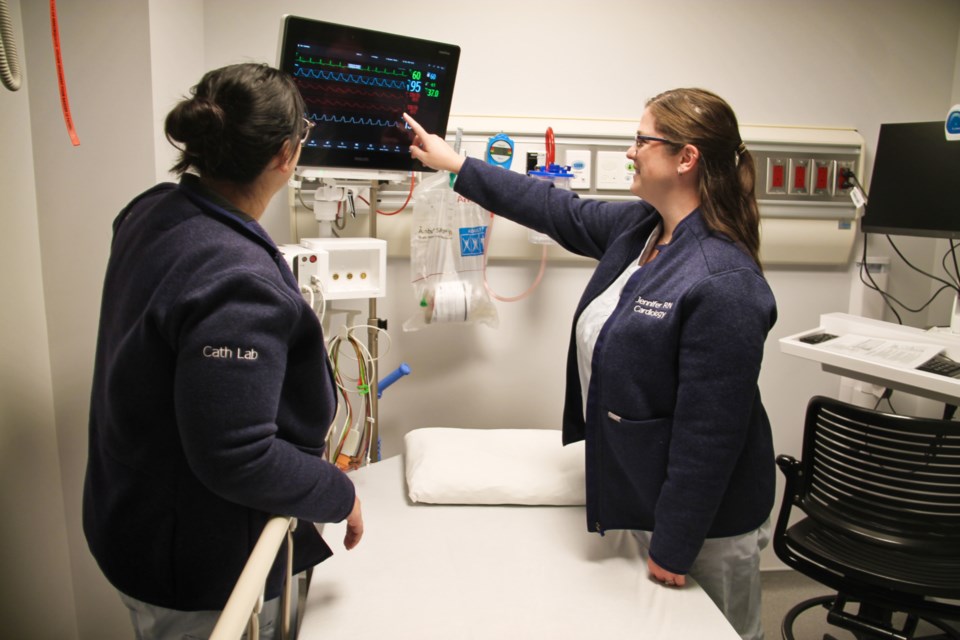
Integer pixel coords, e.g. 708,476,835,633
634,296,673,319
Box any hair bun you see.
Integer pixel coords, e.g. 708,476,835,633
165,95,226,147
164,63,305,183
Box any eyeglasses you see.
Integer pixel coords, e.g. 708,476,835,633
300,117,315,145
634,133,679,148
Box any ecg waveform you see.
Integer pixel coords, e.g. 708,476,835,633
289,45,446,162
295,54,410,78
294,67,408,91
309,113,404,129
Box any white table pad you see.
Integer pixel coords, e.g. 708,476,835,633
300,455,739,639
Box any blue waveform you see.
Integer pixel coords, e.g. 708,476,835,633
295,67,407,91
310,113,403,128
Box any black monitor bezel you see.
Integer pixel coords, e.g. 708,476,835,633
861,121,960,240
278,15,460,173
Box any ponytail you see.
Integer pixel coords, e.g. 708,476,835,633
647,88,763,270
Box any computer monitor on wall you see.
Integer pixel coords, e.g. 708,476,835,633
861,121,960,239
277,15,460,175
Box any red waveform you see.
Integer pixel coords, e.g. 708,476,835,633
303,97,407,111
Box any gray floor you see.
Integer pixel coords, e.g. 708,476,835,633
761,569,958,639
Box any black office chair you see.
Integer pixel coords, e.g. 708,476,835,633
774,396,960,640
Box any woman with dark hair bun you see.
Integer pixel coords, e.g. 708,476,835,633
84,63,361,638
403,88,775,640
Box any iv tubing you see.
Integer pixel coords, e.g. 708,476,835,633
358,172,416,215
481,212,547,302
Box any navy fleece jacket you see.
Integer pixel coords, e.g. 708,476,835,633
455,158,777,574
84,177,355,610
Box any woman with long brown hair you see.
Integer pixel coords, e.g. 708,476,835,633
404,88,776,640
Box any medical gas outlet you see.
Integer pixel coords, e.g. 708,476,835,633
596,151,633,190
564,149,592,189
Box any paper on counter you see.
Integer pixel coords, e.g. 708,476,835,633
817,334,942,369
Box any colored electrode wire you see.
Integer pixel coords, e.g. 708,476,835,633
325,324,391,470
327,332,371,469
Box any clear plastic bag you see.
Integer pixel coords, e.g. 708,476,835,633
403,172,499,331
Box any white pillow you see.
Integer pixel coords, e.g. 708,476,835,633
404,428,586,505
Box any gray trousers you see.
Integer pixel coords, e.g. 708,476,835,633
633,519,770,640
119,575,300,640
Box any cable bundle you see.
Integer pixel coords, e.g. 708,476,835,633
326,324,390,470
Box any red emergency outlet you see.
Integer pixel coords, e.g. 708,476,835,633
816,165,829,190
771,164,785,188
794,164,807,188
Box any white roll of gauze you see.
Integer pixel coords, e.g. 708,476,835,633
431,280,469,323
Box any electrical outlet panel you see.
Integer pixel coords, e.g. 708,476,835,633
754,150,860,202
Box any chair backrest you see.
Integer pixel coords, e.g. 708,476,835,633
798,396,960,553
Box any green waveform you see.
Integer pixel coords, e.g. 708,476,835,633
295,55,409,78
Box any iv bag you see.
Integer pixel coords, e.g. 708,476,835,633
403,172,499,331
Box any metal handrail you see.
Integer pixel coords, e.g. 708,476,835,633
210,516,297,640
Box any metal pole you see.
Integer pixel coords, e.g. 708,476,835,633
367,180,380,462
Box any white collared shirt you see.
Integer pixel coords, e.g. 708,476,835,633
575,222,662,417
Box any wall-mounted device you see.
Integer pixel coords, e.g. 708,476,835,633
946,105,960,142
280,237,387,300
277,15,460,174
485,133,515,169
279,244,325,290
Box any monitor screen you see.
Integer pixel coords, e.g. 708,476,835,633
861,121,960,239
277,16,460,173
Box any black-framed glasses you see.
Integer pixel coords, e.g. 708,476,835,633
300,117,315,145
634,133,679,148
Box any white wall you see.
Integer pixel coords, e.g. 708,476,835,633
20,0,159,636
148,0,205,184
201,0,960,570
5,1,960,637
954,20,960,104
0,2,79,637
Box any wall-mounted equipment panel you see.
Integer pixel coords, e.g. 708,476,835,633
281,237,387,300
365,116,864,266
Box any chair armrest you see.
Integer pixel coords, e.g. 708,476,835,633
776,454,799,476
773,454,804,566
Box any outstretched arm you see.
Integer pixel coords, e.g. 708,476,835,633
404,113,465,173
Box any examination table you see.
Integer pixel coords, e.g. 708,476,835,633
298,428,740,639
